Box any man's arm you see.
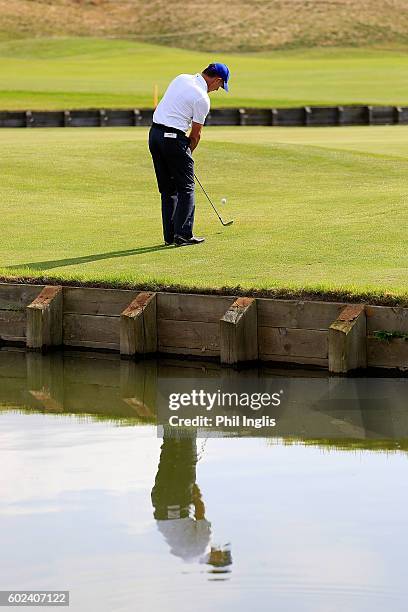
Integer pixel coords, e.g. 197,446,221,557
188,121,203,153
192,483,206,519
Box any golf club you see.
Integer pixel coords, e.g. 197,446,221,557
194,173,234,227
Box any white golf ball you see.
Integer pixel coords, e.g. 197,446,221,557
221,197,227,204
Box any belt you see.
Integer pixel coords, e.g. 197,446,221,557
152,122,187,138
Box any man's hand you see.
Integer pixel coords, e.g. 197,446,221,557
188,121,203,153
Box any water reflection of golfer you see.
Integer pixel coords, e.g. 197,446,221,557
151,433,232,569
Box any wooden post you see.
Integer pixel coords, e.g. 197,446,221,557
366,105,373,125
304,106,312,126
120,292,157,357
329,304,367,374
26,351,64,411
133,109,141,126
394,106,402,124
270,108,279,126
26,286,63,351
63,110,72,127
220,297,258,365
25,111,34,128
337,106,344,126
238,108,248,126
99,109,109,126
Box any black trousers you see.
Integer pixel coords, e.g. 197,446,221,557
148,124,195,243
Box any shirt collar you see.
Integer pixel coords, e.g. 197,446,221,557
196,73,208,92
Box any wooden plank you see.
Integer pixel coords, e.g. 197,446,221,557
0,283,44,311
158,346,219,357
257,298,345,330
259,327,328,359
260,362,329,376
220,297,258,364
157,292,235,323
63,314,120,350
63,287,139,316
258,353,327,367
366,305,408,334
367,336,408,369
120,292,157,356
158,320,219,356
329,304,367,373
0,310,26,341
26,285,63,350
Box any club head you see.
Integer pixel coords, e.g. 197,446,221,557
223,220,234,226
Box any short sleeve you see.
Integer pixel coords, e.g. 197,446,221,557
192,97,210,125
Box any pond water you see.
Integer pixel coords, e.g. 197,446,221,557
0,349,407,612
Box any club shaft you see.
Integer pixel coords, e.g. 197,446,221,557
194,173,226,225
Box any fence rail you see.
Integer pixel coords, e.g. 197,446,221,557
1,105,408,128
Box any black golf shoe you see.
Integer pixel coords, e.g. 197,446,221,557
174,235,205,246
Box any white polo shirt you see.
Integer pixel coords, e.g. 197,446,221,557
153,73,210,133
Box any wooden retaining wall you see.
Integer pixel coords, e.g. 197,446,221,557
1,282,408,372
1,105,408,129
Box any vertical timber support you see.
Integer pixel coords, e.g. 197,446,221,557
25,111,34,128
26,352,64,412
120,292,157,357
26,286,63,351
239,108,248,125
63,110,72,127
329,304,367,374
394,106,402,124
133,109,141,126
270,108,278,126
220,297,258,365
99,109,109,126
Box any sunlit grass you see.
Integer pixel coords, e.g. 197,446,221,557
1,125,408,299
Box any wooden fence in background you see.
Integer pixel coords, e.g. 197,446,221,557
1,105,408,128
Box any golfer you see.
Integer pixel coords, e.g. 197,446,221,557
149,63,230,246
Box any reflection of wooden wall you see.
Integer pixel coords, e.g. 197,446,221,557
0,350,158,421
2,283,408,372
0,351,408,443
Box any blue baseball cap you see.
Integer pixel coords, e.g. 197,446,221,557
213,62,230,92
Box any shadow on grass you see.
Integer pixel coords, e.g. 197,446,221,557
5,244,173,271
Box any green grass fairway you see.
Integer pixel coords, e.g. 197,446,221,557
1,125,408,299
1,38,408,110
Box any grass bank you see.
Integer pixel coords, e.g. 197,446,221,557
2,0,408,53
1,38,408,109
